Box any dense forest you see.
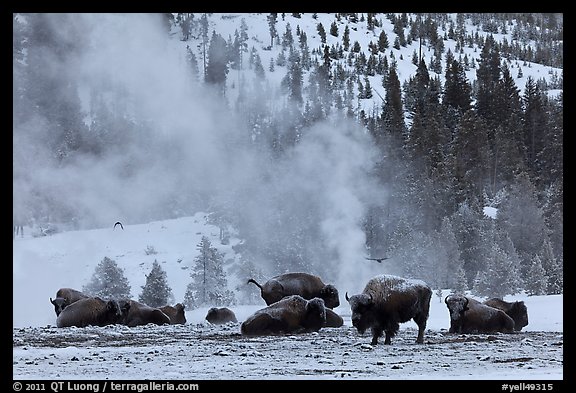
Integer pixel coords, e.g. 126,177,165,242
13,13,563,299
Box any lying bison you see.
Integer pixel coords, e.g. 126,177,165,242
56,297,126,328
118,300,170,327
324,308,344,328
160,303,186,325
241,295,326,336
248,272,340,309
346,274,432,345
205,307,238,324
50,288,90,316
445,294,515,334
483,298,528,331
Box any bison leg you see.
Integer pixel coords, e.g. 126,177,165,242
371,327,384,345
413,314,428,343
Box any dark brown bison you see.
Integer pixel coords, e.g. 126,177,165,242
247,272,340,309
159,303,186,325
50,288,90,316
445,294,515,334
483,298,528,331
346,274,432,345
56,297,127,328
324,308,344,328
241,295,326,336
205,307,238,324
118,300,171,327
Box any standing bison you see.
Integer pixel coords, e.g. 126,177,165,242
346,274,432,345
159,303,186,325
205,307,238,324
445,294,515,334
247,272,340,309
241,295,326,336
483,298,528,331
56,297,127,328
50,288,90,316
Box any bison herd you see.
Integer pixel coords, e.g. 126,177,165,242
50,272,529,345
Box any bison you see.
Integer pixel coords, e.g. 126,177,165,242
346,274,432,345
483,298,528,331
247,272,340,309
205,307,238,324
159,303,186,325
324,308,344,328
50,288,90,316
118,299,171,327
445,294,515,334
241,295,326,336
56,297,126,328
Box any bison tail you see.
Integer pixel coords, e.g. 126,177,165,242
247,278,263,290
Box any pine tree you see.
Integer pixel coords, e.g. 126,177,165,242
317,23,326,43
473,242,519,298
253,53,266,80
342,25,350,51
496,173,548,283
139,260,174,307
205,31,229,95
185,236,235,309
378,30,389,52
525,255,547,296
539,238,562,295
267,13,278,48
330,21,339,37
282,23,294,49
83,256,131,299
186,45,199,81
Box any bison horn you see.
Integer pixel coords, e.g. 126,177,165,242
50,297,56,305
345,292,350,302
444,295,450,304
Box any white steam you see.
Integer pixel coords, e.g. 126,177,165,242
14,13,391,294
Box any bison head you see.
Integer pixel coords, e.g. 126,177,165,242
346,292,374,334
104,300,127,324
510,301,529,331
205,307,219,322
50,297,67,316
302,297,327,331
319,284,340,309
444,294,469,319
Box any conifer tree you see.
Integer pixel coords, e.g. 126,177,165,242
525,255,547,296
185,236,235,309
317,23,326,43
139,260,174,307
205,31,229,95
342,25,350,51
330,21,339,37
267,13,278,48
83,257,131,299
539,238,562,295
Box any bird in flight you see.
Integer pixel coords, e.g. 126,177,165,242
113,221,124,230
365,257,389,263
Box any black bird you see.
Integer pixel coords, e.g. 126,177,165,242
365,257,389,263
113,221,124,230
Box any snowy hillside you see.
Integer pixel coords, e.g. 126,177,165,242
178,13,563,111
